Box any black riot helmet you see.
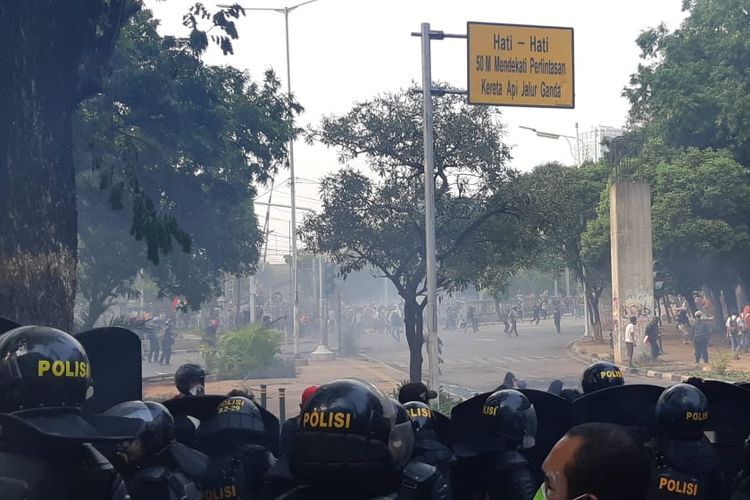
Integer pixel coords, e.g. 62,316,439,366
581,361,624,394
0,325,90,413
655,383,710,436
403,401,438,434
196,396,267,448
104,401,175,457
290,378,414,494
175,363,207,396
482,389,537,449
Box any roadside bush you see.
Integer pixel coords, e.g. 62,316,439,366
204,324,282,379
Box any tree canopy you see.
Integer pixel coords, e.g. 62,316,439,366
74,10,300,327
625,0,750,165
302,88,532,381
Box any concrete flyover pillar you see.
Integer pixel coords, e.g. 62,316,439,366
609,182,654,366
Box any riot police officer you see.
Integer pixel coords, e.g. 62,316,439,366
267,378,451,499
196,396,277,499
0,325,139,500
647,383,726,499
453,389,537,499
104,401,207,500
580,361,625,394
403,401,454,479
175,363,207,397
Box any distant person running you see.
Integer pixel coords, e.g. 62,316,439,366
507,306,519,337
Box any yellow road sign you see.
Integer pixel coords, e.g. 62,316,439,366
467,22,574,108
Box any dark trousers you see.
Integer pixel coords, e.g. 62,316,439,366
159,343,173,365
694,338,709,363
553,316,561,334
509,322,518,336
650,341,660,361
148,339,160,363
626,342,634,365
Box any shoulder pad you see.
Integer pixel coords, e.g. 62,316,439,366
402,461,437,483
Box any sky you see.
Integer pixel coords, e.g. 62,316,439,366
147,0,687,262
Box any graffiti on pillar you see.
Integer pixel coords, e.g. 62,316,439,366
619,291,653,319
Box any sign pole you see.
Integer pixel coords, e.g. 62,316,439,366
420,22,440,396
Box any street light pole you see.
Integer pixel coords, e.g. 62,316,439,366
218,0,320,356
420,22,439,395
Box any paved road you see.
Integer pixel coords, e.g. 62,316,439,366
359,317,668,394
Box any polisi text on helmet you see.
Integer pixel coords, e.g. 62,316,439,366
217,398,245,413
600,369,622,380
482,405,497,416
407,407,432,419
301,410,352,430
685,411,709,422
37,360,88,378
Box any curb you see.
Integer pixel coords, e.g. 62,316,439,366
567,338,692,383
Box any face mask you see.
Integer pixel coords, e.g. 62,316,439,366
533,485,592,500
189,384,205,396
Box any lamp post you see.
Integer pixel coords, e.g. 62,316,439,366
520,123,591,336
218,0,321,355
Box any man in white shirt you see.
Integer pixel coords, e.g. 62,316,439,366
624,316,637,367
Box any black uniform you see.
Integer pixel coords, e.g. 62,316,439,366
453,389,537,500
266,378,450,500
196,396,277,499
0,326,140,500
104,400,207,500
403,402,454,478
647,384,725,500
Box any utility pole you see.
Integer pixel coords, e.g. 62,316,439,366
219,0,323,355
311,254,334,360
419,22,439,395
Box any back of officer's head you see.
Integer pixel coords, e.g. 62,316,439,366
655,383,709,439
543,423,649,500
482,389,536,449
289,378,412,496
196,396,268,452
0,326,90,413
580,362,624,394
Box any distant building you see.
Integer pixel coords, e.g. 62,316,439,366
579,125,623,163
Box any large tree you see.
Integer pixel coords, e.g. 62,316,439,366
625,0,750,165
74,10,299,328
0,0,244,330
521,162,610,340
301,88,532,381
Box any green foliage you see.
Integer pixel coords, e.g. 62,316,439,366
625,0,750,165
74,10,300,325
302,86,532,380
205,324,282,379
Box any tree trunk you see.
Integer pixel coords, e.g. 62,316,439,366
722,283,740,317
707,286,724,334
403,297,423,383
587,286,603,342
0,2,96,331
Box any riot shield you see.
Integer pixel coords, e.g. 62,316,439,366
163,394,281,455
450,392,492,457
520,389,572,484
687,379,750,479
571,384,663,428
74,327,142,414
433,409,452,446
0,317,21,335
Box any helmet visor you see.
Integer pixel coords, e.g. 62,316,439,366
389,419,415,468
522,406,537,449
